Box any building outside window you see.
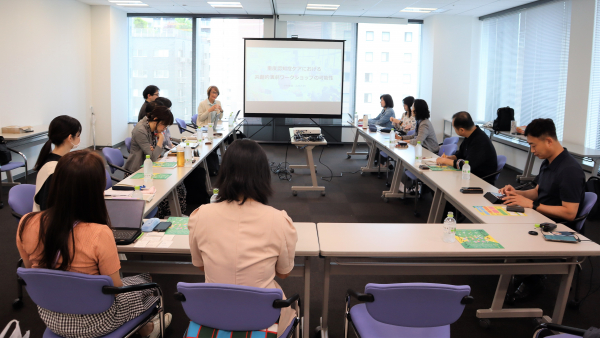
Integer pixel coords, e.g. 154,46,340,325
365,73,372,82
366,31,374,41
365,52,373,62
382,32,390,41
381,52,389,62
381,73,388,83
364,93,372,103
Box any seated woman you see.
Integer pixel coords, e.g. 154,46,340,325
127,105,187,218
368,94,395,128
188,139,298,338
17,150,171,338
390,96,416,134
33,115,81,212
196,85,223,128
399,99,440,154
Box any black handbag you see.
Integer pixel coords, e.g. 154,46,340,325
0,137,11,165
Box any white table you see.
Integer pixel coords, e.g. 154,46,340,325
106,120,243,217
0,125,49,186
289,129,327,196
316,222,600,338
118,222,320,338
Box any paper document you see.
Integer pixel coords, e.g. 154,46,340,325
104,190,132,197
157,241,173,248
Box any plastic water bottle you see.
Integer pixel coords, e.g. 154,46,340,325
132,186,143,200
210,188,219,203
143,155,153,187
443,212,457,243
462,160,471,180
390,128,395,146
415,141,422,160
184,142,193,167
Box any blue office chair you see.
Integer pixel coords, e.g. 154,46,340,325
481,155,507,186
125,137,132,154
403,144,457,216
16,267,164,338
189,114,198,129
533,323,591,337
345,283,472,338
175,118,194,135
442,136,459,145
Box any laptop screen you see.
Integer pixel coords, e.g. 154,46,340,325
105,199,145,229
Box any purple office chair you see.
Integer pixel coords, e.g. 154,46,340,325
481,155,507,186
8,184,36,219
174,283,300,338
16,267,164,338
0,148,29,209
442,136,459,145
533,323,589,337
189,114,198,129
407,130,415,136
345,283,472,338
103,148,133,180
403,144,458,216
175,118,194,135
125,137,132,154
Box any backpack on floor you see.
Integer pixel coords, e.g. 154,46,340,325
586,176,600,220
492,107,514,134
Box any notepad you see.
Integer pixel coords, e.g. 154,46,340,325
455,229,504,249
141,162,177,168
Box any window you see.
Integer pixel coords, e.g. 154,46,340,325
154,50,169,57
128,17,192,122
287,22,358,119
587,1,600,150
132,70,147,78
196,18,263,121
478,1,572,139
366,31,374,41
404,53,412,63
355,23,421,114
382,32,390,41
365,52,373,62
405,32,412,42
365,73,372,83
364,93,372,103
154,70,169,78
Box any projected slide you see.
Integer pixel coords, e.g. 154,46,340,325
244,39,344,118
246,47,342,102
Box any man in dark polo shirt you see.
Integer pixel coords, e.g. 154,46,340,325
500,118,585,223
499,118,585,302
436,111,498,184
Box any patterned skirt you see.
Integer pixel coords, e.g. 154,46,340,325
38,273,159,338
157,183,187,219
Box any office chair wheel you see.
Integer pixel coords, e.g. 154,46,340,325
321,191,326,196
385,182,391,187
383,197,389,203
347,155,351,159
290,169,295,173
292,191,297,196
479,319,491,329
360,171,365,176
12,298,23,310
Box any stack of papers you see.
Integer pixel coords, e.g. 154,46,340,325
104,190,132,197
134,232,175,248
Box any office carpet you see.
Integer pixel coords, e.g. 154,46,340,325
0,143,599,337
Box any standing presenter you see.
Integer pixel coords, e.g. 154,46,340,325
197,85,223,127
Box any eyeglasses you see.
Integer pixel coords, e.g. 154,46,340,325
152,93,159,97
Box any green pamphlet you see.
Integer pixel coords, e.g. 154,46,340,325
428,165,460,171
141,162,177,168
130,173,172,180
455,229,504,249
165,217,189,235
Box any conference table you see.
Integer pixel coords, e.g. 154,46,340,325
316,222,600,338
105,119,243,217
118,222,320,338
348,123,553,224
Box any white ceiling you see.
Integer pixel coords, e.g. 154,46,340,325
76,0,538,19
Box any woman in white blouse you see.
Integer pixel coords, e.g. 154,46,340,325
196,85,223,127
390,96,416,134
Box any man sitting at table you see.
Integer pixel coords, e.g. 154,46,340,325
436,111,498,184
500,118,585,224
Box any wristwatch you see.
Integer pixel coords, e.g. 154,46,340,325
532,200,540,210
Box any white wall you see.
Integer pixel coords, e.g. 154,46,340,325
0,0,92,178
110,7,129,146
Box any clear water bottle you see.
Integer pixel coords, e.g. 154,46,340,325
210,188,219,203
143,155,153,187
132,185,143,200
415,141,423,160
443,212,457,243
390,128,395,146
462,160,471,180
184,142,193,167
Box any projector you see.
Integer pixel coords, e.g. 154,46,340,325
292,127,321,136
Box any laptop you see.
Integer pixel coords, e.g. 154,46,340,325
106,199,145,245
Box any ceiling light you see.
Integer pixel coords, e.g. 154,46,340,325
208,2,243,8
306,4,340,11
400,7,437,13
109,0,142,3
116,3,149,6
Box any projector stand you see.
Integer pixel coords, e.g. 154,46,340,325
289,129,327,196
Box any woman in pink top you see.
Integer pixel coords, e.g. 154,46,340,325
188,139,298,337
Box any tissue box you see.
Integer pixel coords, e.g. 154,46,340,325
2,126,32,134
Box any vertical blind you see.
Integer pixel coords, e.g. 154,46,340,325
478,0,572,140
586,1,600,150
